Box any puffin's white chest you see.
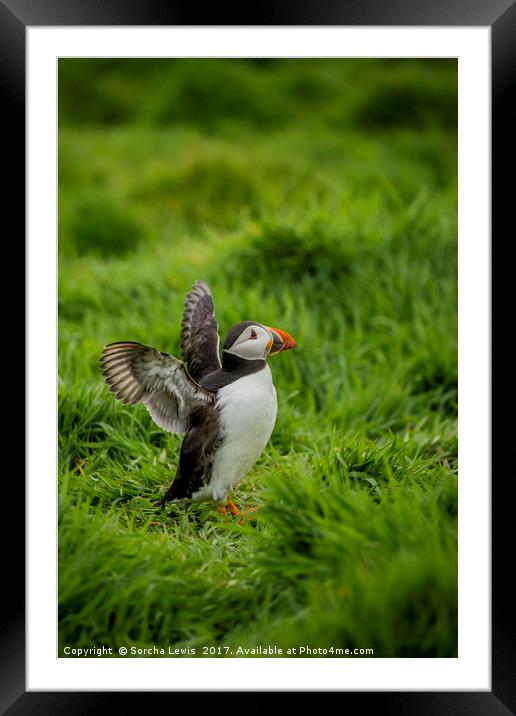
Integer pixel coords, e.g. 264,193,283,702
193,365,277,501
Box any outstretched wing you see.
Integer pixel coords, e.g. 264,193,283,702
100,342,215,434
180,280,221,381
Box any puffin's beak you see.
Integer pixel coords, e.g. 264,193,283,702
266,326,297,355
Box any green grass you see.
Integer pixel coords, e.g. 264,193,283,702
58,58,458,658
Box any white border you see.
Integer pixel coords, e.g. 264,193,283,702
27,27,490,691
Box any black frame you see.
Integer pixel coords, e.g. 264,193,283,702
4,0,512,712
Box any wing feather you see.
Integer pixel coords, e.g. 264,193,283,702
100,341,215,434
180,281,221,381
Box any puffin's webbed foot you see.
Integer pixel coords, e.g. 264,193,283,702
216,497,261,522
217,496,239,517
227,496,240,516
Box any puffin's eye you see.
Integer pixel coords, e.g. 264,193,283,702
249,329,258,340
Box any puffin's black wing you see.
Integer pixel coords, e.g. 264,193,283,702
155,408,220,505
180,281,221,382
100,342,215,433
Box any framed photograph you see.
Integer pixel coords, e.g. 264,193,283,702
6,0,510,710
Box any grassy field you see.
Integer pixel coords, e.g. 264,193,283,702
58,59,458,658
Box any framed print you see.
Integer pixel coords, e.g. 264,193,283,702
4,0,512,711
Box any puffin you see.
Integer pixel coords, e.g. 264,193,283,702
100,280,297,516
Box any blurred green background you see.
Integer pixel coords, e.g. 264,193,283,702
58,59,457,658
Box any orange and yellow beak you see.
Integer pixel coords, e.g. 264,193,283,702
266,326,298,355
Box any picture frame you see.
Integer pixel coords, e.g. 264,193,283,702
5,0,510,710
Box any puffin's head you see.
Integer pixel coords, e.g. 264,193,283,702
223,321,297,361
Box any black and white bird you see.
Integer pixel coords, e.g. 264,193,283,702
100,281,297,516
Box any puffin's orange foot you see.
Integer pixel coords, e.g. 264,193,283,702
237,505,262,526
227,496,240,516
217,505,228,516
